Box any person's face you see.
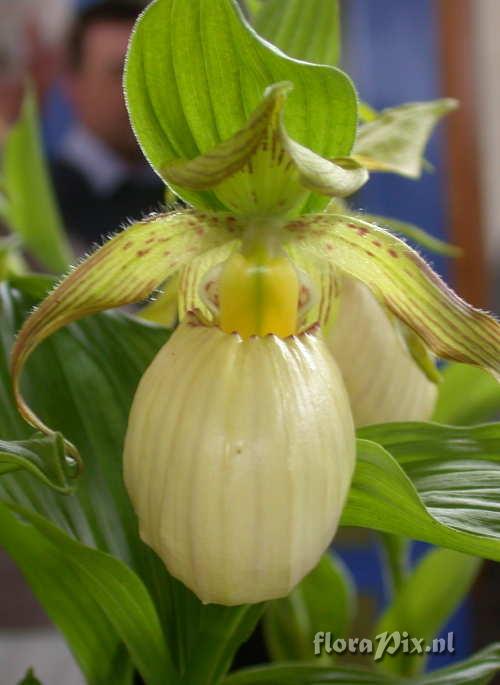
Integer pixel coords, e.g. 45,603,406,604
67,20,139,160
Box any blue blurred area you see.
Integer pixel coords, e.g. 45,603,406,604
342,0,449,281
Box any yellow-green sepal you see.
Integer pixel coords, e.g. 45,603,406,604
11,210,242,459
353,99,458,178
164,83,368,217
285,213,500,379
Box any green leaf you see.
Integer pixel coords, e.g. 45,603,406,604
125,0,358,213
0,501,175,685
375,548,480,676
223,645,500,684
253,0,341,67
225,663,398,684
412,644,500,685
0,501,132,685
0,432,75,493
433,363,500,425
342,428,500,561
353,100,458,178
358,214,461,258
10,211,241,459
163,82,368,215
18,669,43,685
263,554,356,663
287,214,500,378
2,89,73,273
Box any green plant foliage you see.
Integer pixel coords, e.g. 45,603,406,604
0,501,171,685
125,0,358,213
17,669,43,685
343,433,500,560
2,90,73,274
252,0,341,67
375,549,480,675
434,363,500,425
224,643,500,684
263,554,356,662
0,433,75,493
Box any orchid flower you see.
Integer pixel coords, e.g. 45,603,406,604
11,0,499,606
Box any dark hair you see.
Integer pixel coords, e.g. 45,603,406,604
67,1,145,69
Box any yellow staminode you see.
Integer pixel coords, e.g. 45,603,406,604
218,249,299,339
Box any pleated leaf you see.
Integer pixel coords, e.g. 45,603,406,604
287,214,500,378
0,501,174,685
343,427,500,560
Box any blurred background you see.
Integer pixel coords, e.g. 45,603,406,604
0,0,498,682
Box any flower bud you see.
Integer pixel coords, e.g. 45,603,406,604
124,315,355,605
326,277,438,426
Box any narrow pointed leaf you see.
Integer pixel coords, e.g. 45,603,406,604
3,89,73,273
0,501,176,685
288,214,500,379
343,430,500,561
353,99,458,178
11,210,241,457
165,83,367,215
0,502,129,685
253,0,341,67
375,548,480,675
125,0,358,213
0,433,75,493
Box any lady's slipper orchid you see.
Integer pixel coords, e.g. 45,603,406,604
124,313,355,605
10,2,500,606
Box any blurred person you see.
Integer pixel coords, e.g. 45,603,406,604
51,1,165,248
0,0,71,125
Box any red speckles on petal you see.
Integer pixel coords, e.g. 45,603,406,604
356,227,369,237
136,249,151,258
325,243,334,251
123,241,133,250
372,240,382,248
389,249,399,258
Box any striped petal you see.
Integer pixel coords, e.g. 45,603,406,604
285,213,500,379
11,211,242,460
